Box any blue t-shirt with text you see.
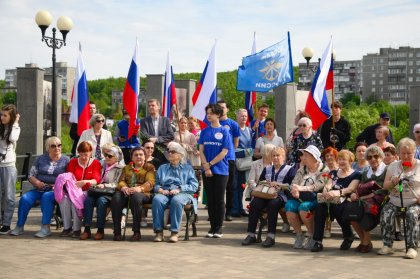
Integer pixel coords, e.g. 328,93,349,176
198,125,231,175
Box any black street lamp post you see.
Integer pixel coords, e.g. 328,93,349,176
35,10,73,136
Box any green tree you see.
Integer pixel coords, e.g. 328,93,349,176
340,93,360,106
0,80,5,88
2,91,17,105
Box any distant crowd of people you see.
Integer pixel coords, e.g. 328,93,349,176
1,100,420,259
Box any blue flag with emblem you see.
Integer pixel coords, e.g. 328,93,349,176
237,32,294,92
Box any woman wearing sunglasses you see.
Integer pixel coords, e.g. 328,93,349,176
77,114,113,160
10,137,70,237
287,117,323,167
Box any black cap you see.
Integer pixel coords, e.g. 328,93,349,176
380,112,390,119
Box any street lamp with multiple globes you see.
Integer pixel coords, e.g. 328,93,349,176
35,10,73,136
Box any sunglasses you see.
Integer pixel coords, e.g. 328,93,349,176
367,154,380,160
51,144,62,148
168,150,178,154
298,124,307,127
104,153,114,159
96,119,105,123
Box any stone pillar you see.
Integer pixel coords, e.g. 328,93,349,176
146,74,164,116
175,79,196,116
44,74,63,137
409,85,420,137
274,83,297,142
16,67,45,155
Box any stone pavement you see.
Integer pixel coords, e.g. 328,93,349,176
0,199,419,279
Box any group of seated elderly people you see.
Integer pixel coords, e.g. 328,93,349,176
9,136,198,243
242,137,420,260
5,133,420,259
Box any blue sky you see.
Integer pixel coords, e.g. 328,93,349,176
1,0,420,80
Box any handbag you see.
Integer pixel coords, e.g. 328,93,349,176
317,193,345,204
88,185,115,197
236,156,252,171
251,181,277,199
299,191,317,202
342,201,364,221
357,181,381,197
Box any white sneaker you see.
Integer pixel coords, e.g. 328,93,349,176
281,223,290,233
213,233,223,238
293,233,305,249
140,220,147,228
10,226,24,236
377,245,394,255
34,226,51,238
304,236,316,250
405,248,418,259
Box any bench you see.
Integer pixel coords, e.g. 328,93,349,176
142,167,201,241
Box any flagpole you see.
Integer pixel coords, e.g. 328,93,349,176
175,103,183,144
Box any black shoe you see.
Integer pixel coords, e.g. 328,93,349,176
394,232,402,241
225,215,233,221
262,236,275,248
311,242,323,252
242,235,257,246
340,238,354,250
0,225,11,235
240,211,249,217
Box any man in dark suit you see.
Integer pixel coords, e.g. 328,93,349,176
140,99,174,163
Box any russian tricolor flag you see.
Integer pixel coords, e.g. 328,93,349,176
162,51,177,120
245,33,257,126
305,38,333,130
191,42,217,126
122,39,140,139
69,42,90,136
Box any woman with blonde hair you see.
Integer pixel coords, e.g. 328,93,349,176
78,114,113,160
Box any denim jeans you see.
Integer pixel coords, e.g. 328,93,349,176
17,190,55,226
83,195,110,229
152,193,193,232
232,169,248,215
0,166,17,226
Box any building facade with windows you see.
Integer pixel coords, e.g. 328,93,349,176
298,60,362,100
362,46,420,104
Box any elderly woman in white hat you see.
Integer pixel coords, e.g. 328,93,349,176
152,141,199,243
285,145,330,250
80,143,125,241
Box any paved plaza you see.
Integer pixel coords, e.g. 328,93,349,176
0,198,419,279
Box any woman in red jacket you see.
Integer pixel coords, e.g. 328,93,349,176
59,141,101,238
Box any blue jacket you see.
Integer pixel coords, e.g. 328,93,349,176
154,163,199,211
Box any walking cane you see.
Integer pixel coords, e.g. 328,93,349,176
122,171,137,240
399,180,408,253
122,195,131,241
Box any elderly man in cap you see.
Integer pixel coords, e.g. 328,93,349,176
356,112,394,146
152,142,199,243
